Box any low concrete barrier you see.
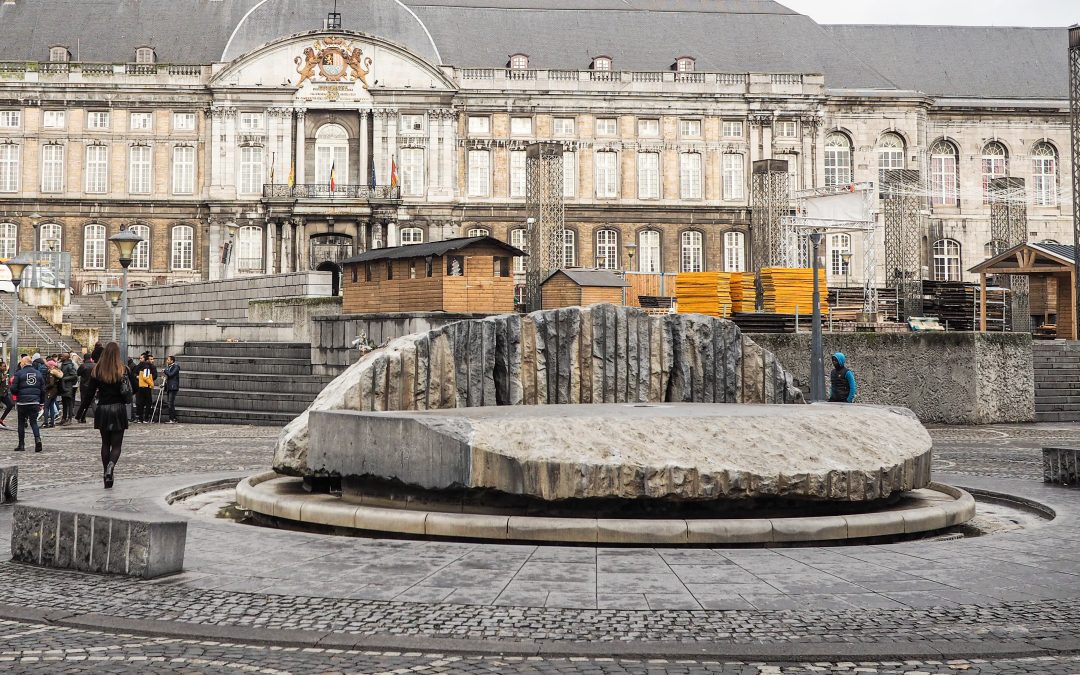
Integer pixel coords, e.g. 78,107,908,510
0,465,16,503
1044,447,1080,485
10,504,186,579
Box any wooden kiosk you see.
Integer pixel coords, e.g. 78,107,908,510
969,242,1077,339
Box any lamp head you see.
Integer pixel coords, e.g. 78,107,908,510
104,286,123,306
3,254,31,284
226,221,240,236
109,228,144,268
625,242,637,259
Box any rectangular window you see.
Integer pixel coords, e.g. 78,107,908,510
87,111,110,130
0,111,20,129
239,112,264,132
679,119,702,138
595,118,617,136
594,150,618,198
399,114,425,134
722,120,744,138
510,117,532,136
172,145,195,194
365,264,372,282
494,257,510,277
777,153,799,192
467,149,490,197
85,145,108,193
386,260,394,280
0,144,19,192
637,119,659,137
680,153,702,199
511,228,527,273
562,151,576,198
40,144,64,193
467,116,490,134
509,150,527,198
399,147,424,197
776,120,798,138
173,112,196,131
129,112,153,131
553,117,575,136
171,227,194,270
722,153,745,200
128,145,152,194
637,152,659,200
239,146,264,194
42,111,66,129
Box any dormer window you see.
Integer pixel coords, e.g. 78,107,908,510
508,53,529,70
134,47,156,64
675,56,695,72
591,56,612,71
49,46,71,63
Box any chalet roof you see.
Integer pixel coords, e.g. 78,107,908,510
341,236,525,264
542,268,629,288
968,241,1076,273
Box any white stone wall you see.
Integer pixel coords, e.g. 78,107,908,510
126,271,333,322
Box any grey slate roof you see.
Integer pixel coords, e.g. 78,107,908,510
543,269,630,288
341,236,525,264
1032,242,1077,264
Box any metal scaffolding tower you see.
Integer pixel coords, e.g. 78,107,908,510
524,142,565,312
1069,25,1080,338
750,159,791,273
881,169,923,319
989,176,1029,332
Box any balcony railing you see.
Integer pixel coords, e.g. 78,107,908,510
262,183,402,200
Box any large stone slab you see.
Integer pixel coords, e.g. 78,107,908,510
308,403,931,502
276,305,804,476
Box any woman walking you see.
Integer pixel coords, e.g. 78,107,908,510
76,342,132,488
0,360,13,427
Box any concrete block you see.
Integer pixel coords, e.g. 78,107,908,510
507,516,598,543
597,518,687,544
686,518,773,544
771,516,847,542
0,465,18,503
353,505,426,535
1044,447,1080,485
426,512,510,540
842,511,907,539
900,505,948,533
299,496,361,528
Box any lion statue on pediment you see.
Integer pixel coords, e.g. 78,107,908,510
346,47,373,89
295,47,318,87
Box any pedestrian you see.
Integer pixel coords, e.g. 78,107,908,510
828,352,857,403
10,355,44,453
163,355,180,424
42,359,62,428
127,356,139,421
0,360,12,427
59,352,78,425
90,341,104,363
134,352,157,423
76,342,132,488
76,354,94,423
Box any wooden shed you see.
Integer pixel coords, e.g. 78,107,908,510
969,241,1077,339
341,236,526,314
541,269,629,310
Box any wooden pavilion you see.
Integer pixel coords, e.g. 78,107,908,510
969,242,1077,339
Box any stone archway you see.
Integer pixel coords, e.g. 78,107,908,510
315,260,341,296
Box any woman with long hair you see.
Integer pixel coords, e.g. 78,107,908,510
76,342,130,488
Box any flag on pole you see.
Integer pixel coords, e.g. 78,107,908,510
369,157,377,190
329,160,337,192
287,162,295,188
390,155,399,189
269,152,276,184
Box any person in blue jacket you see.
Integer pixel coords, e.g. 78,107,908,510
828,352,857,403
10,354,44,452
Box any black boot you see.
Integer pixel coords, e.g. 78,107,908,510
104,461,115,489
13,444,23,452
34,439,42,453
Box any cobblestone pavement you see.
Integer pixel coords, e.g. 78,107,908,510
1,422,1080,673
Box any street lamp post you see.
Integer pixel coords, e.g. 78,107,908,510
809,232,826,402
109,229,144,360
104,287,122,342
4,255,31,362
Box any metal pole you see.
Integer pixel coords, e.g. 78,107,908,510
111,306,117,342
1069,25,1080,341
120,265,129,359
10,282,18,361
810,232,825,401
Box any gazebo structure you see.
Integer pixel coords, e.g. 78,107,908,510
969,242,1077,339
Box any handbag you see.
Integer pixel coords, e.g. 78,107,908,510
120,376,134,404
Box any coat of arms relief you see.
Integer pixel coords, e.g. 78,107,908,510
295,37,373,89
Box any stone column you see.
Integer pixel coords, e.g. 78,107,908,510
223,107,238,193
441,111,455,195
801,114,821,189
294,108,307,184
279,220,291,273
295,219,307,271
279,107,293,185
372,111,384,186
209,106,224,188
265,109,279,185
426,109,441,195
386,108,399,184
359,221,368,253
264,220,275,274
387,221,398,248
359,109,369,188
207,218,223,281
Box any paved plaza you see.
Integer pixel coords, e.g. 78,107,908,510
0,422,1079,673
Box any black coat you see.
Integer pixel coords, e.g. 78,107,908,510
10,365,45,405
164,363,181,392
76,376,128,431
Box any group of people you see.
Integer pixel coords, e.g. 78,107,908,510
0,342,182,488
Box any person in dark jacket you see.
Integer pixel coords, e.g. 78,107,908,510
0,360,12,427
163,355,180,424
134,353,157,423
59,352,78,425
90,342,104,363
75,355,94,423
828,352,857,403
126,357,139,421
10,355,44,452
42,359,61,428
77,342,130,488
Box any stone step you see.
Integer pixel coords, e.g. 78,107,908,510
177,355,313,376
174,390,313,414
180,373,331,395
183,343,311,360
1035,404,1080,413
1034,369,1080,377
175,405,292,426
1035,396,1080,405
1036,411,1080,422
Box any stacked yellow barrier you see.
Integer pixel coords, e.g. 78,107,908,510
760,268,829,315
675,272,733,317
729,272,757,313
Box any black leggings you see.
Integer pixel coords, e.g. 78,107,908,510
99,429,125,472
0,394,13,420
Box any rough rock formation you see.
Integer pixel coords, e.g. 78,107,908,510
310,403,932,502
275,305,804,476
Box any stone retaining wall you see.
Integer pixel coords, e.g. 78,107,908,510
127,272,332,322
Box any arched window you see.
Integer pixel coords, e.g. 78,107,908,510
49,46,70,63
509,54,529,70
595,229,618,270
1032,142,1058,207
82,224,106,270
638,230,661,273
981,142,1008,204
824,133,852,187
591,56,612,71
0,222,16,259
723,231,745,272
130,224,150,270
134,47,156,64
984,240,1005,259
877,133,904,192
171,225,193,270
510,228,527,274
314,124,349,187
932,238,961,281
561,229,576,267
829,233,851,279
675,57,695,72
466,227,489,238
399,227,423,245
38,223,62,252
930,140,959,207
237,225,263,272
680,231,703,273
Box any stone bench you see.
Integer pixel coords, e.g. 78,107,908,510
1043,447,1080,485
10,504,186,579
0,466,16,504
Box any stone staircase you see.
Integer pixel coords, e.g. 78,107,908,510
64,295,116,346
174,341,335,426
1034,341,1080,422
0,291,77,355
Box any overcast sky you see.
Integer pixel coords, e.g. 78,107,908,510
780,0,1078,26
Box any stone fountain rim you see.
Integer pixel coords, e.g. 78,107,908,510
235,471,976,545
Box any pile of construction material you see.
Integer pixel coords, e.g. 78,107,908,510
729,272,757,313
675,272,733,317
760,268,829,315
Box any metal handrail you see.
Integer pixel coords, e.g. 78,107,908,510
0,296,72,353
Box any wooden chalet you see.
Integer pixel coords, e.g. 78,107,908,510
969,241,1077,339
541,268,629,310
341,236,526,314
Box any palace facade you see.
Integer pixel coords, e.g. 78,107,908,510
0,0,1071,293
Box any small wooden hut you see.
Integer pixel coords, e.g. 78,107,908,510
541,269,629,309
969,241,1077,339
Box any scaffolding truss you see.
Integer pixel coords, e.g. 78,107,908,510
989,176,1029,332
881,169,923,319
1069,26,1080,337
524,142,565,311
750,159,791,274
